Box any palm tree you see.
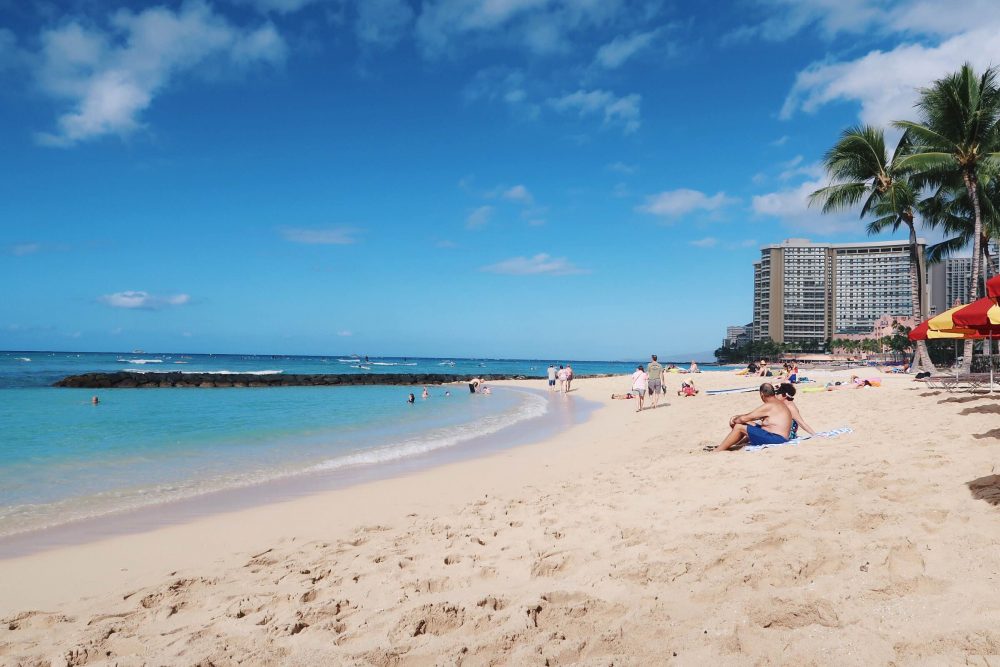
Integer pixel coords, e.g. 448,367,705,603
919,167,1000,278
809,125,936,371
895,63,1000,372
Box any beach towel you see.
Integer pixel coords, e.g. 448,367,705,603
744,427,854,452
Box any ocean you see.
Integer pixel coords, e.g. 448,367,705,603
0,351,736,541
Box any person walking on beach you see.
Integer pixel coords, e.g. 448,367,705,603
631,364,648,412
713,383,792,451
557,365,569,392
565,365,574,392
547,364,557,390
646,355,663,408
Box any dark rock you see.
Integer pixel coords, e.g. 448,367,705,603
52,371,568,388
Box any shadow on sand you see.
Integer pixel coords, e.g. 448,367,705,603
938,395,999,405
960,404,1000,416
967,475,1000,505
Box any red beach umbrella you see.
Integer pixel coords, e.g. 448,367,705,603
949,296,1000,333
987,275,1000,300
908,320,982,341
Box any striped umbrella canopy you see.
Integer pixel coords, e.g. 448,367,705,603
908,320,982,341
949,296,1000,332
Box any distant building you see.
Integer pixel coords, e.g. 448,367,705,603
927,243,1000,315
751,238,923,344
723,323,751,348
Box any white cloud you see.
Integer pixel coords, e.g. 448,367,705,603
777,156,824,181
724,0,884,43
481,253,587,275
638,188,736,219
755,1,1000,126
607,161,637,174
280,226,359,244
356,0,415,47
464,66,540,118
752,178,858,234
781,27,1000,127
337,330,353,337
770,135,789,146
33,2,286,147
502,184,533,204
9,243,41,256
466,205,494,229
0,28,17,70
690,237,718,248
415,0,625,58
234,0,322,13
594,28,658,69
99,290,191,310
732,0,1000,43
547,89,641,134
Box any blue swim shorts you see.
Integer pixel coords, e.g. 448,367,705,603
746,424,788,446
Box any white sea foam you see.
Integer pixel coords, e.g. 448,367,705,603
117,359,163,364
15,357,31,362
305,391,548,474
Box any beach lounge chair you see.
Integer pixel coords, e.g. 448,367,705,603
915,373,992,392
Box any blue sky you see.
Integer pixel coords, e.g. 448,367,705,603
2,0,998,359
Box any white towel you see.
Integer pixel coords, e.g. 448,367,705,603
744,427,854,452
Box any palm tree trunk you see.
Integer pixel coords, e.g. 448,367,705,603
905,219,936,372
961,169,984,374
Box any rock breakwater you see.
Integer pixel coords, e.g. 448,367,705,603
54,372,539,389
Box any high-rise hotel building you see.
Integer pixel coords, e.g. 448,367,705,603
751,238,922,344
927,242,1000,315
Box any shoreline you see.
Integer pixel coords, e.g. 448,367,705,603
3,370,1000,664
0,384,598,558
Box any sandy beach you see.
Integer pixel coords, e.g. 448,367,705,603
2,369,999,665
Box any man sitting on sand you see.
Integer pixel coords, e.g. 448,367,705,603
713,383,793,452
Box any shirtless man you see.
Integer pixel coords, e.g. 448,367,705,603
713,383,793,452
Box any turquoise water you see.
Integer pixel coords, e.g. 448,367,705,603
0,351,737,537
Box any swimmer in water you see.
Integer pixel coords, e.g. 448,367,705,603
407,393,415,404
444,390,451,397
92,396,100,405
422,386,429,399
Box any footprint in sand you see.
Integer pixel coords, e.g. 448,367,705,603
752,598,841,629
388,602,466,642
531,551,572,577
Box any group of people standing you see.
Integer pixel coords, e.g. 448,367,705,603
629,356,702,412
546,364,574,392
630,355,667,412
